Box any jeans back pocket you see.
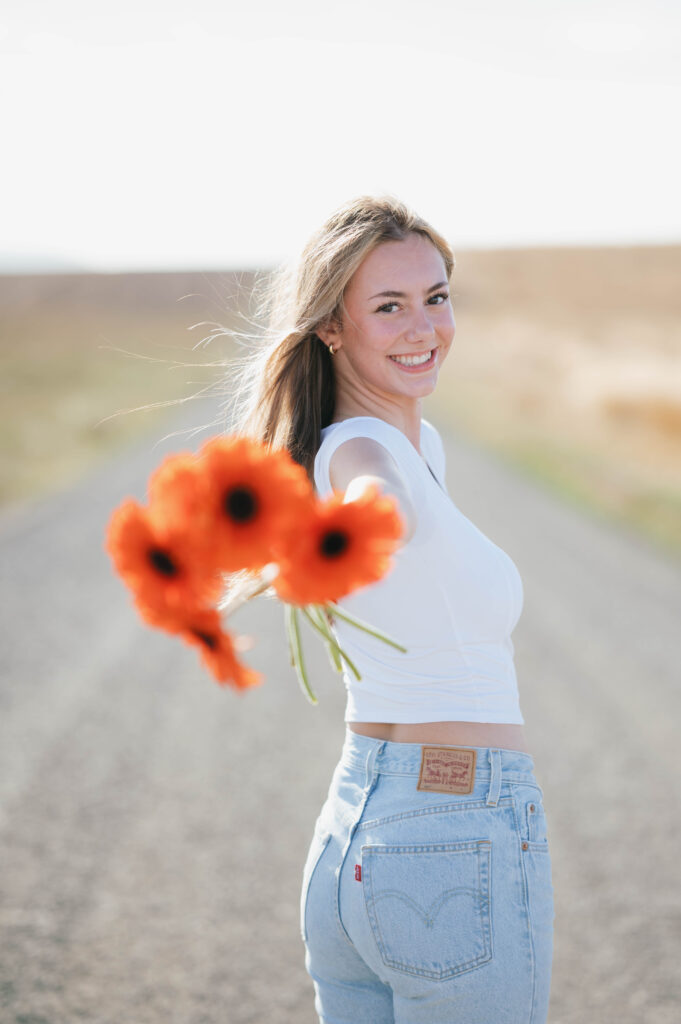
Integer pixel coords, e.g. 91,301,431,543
361,839,493,980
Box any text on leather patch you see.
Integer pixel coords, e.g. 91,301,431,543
417,746,477,794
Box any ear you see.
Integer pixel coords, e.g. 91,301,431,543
315,316,342,348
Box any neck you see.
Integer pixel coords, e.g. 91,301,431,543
332,395,423,454
331,372,421,444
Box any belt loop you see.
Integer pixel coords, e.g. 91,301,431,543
364,740,386,788
486,748,502,806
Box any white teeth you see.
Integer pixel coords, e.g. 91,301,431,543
390,350,433,367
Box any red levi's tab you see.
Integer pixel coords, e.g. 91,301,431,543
354,864,362,881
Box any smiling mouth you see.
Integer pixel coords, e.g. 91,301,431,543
388,348,436,369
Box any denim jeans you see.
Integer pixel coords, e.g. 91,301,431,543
301,728,555,1023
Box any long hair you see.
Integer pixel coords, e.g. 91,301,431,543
225,194,455,484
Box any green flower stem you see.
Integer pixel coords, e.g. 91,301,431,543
300,606,341,672
324,602,408,652
301,605,361,681
285,604,318,705
306,605,343,673
305,603,339,648
284,602,297,669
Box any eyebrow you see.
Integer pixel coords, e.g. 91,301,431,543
368,281,449,301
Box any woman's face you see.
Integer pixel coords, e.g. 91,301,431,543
321,232,455,408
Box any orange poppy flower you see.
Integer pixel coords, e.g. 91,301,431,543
176,607,262,690
271,484,405,606
182,436,315,573
147,452,212,535
128,590,260,689
105,498,223,618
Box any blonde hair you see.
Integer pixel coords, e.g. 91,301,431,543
224,194,455,483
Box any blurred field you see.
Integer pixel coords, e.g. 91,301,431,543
1,247,679,556
427,244,681,558
0,271,257,507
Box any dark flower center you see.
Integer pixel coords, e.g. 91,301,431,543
224,485,258,523
320,529,350,558
191,629,218,650
148,547,178,576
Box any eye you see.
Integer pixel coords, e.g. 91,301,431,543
376,291,450,314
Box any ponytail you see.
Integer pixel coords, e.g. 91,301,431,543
238,329,336,483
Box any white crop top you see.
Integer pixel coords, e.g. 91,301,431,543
313,416,525,724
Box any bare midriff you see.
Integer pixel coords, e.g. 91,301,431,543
348,721,530,753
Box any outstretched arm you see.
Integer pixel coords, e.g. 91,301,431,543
328,436,417,545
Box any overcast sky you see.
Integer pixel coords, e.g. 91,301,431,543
1,0,679,272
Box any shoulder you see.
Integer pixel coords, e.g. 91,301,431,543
328,434,408,495
314,417,414,497
314,417,418,541
319,416,413,454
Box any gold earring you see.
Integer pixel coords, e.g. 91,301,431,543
328,344,336,355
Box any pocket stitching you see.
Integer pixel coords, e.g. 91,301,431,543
357,796,513,832
362,840,493,980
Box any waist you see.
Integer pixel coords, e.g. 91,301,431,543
340,726,536,778
349,720,529,753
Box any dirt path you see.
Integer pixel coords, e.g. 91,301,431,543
1,409,679,1023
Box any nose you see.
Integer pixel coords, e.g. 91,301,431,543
404,305,436,345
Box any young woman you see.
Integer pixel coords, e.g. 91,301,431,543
233,196,555,1023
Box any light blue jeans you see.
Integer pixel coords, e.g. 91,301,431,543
301,729,555,1023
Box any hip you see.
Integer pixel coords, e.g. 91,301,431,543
301,729,555,1019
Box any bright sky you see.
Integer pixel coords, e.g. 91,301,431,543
1,0,679,272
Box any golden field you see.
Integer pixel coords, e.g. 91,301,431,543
428,245,681,558
1,246,679,556
0,271,254,506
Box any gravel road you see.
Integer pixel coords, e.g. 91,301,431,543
1,408,679,1024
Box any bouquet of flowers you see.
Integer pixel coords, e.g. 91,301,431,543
105,435,407,703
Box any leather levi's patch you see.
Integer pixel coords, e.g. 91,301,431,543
417,746,477,794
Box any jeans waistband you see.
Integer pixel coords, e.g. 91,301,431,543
340,727,536,781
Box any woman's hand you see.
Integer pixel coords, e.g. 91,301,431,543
328,437,417,545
